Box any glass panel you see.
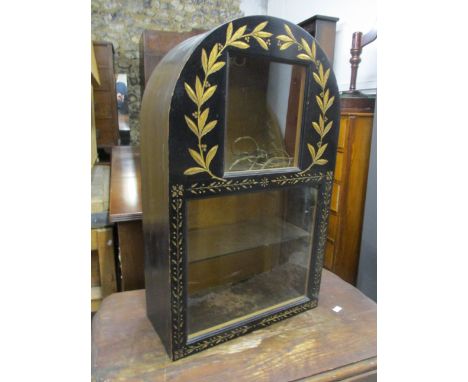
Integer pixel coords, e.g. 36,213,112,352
116,74,129,131
116,73,130,145
187,186,318,337
225,53,306,173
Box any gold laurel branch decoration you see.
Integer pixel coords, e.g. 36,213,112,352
184,21,273,180
276,24,335,173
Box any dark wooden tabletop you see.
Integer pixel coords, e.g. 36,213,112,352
92,269,377,381
109,146,142,223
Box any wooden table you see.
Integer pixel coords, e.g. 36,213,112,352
109,146,144,290
92,269,377,381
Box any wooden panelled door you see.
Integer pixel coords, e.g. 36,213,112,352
323,97,375,285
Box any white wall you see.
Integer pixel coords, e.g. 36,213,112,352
243,0,377,92
240,0,268,16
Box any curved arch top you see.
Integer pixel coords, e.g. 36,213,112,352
142,15,340,185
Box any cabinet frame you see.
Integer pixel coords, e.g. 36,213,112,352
141,15,340,360
170,171,333,358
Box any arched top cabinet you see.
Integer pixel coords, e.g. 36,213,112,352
140,15,340,360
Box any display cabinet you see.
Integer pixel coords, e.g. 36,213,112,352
140,15,340,360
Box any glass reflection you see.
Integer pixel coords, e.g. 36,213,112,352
225,53,306,173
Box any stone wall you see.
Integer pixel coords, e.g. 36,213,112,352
91,0,243,144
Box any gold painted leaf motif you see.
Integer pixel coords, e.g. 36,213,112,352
308,144,316,160
313,72,322,86
226,22,233,41
253,21,268,33
184,115,198,135
198,108,209,131
324,96,335,114
255,31,272,38
201,49,208,74
323,68,330,86
323,89,330,108
205,145,218,168
277,34,293,42
297,53,312,61
280,41,294,50
323,121,333,136
311,41,316,61
201,85,217,105
184,82,197,104
312,122,322,136
195,76,203,104
208,61,225,75
301,38,312,57
201,120,217,137
315,159,328,165
316,95,324,112
208,45,218,69
189,149,206,168
284,24,294,40
231,25,247,42
316,143,328,160
318,64,324,85
230,40,250,49
254,36,268,50
184,167,207,175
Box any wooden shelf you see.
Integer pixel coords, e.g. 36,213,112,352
188,218,309,263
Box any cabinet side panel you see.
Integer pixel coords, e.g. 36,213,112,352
140,61,171,353
140,35,204,355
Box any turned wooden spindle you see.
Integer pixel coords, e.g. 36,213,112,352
349,32,363,92
344,28,377,95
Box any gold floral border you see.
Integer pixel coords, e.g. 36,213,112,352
170,185,185,348
187,171,324,195
182,21,335,179
169,170,334,360
311,171,333,296
174,300,317,360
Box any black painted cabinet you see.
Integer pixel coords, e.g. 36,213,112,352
140,15,340,360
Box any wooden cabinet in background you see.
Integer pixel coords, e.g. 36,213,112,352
92,41,119,148
324,96,375,285
109,147,144,291
139,29,206,90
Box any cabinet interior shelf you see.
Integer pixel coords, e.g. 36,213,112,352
188,218,309,263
